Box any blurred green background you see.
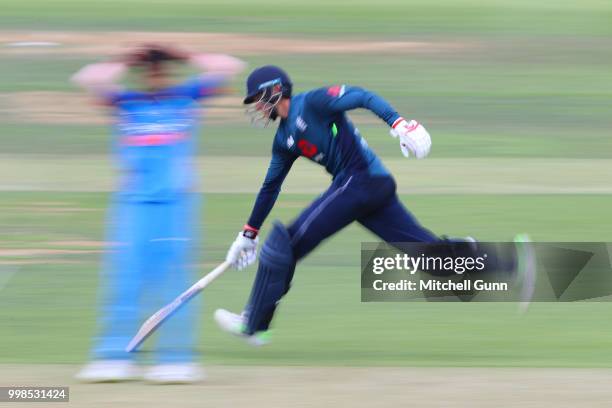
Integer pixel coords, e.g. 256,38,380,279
0,0,611,367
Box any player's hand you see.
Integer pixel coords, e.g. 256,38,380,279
390,118,431,159
226,229,259,270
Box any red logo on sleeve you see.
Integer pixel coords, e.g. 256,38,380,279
297,139,318,158
327,85,342,97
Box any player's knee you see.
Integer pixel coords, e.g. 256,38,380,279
260,222,296,281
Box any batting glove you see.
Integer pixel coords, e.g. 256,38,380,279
226,226,259,270
390,118,431,159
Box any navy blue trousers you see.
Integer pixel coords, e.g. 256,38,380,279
245,172,513,333
288,172,438,261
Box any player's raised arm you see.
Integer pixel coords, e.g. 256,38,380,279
70,60,127,100
173,49,246,99
71,45,176,101
225,143,297,270
309,85,432,159
189,53,246,77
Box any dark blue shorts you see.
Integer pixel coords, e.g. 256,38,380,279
287,173,438,260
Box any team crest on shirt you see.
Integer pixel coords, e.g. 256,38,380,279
296,116,308,132
287,134,295,148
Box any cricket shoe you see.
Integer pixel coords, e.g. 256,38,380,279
213,309,271,346
513,233,537,312
143,363,205,384
75,360,140,383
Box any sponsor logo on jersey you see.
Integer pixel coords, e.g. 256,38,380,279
257,78,282,90
297,139,318,158
118,120,193,135
122,132,187,146
287,134,295,148
296,116,308,132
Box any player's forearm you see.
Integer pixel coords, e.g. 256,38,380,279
246,149,294,230
320,86,400,126
189,54,246,76
246,188,281,230
71,62,127,92
353,88,401,126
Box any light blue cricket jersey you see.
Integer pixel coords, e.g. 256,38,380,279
107,76,224,202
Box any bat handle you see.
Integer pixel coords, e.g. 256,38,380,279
195,261,231,290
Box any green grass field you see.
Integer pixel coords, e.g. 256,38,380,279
2,192,612,368
1,0,612,372
3,0,612,36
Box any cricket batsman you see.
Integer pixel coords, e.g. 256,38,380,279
214,65,534,345
71,44,244,382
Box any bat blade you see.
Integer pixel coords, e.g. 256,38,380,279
125,261,230,352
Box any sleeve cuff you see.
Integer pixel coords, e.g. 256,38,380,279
243,224,259,239
391,116,405,129
243,224,259,233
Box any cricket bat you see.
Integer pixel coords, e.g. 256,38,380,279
125,261,231,352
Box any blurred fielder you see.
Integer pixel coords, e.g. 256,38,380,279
215,66,533,345
72,45,244,382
